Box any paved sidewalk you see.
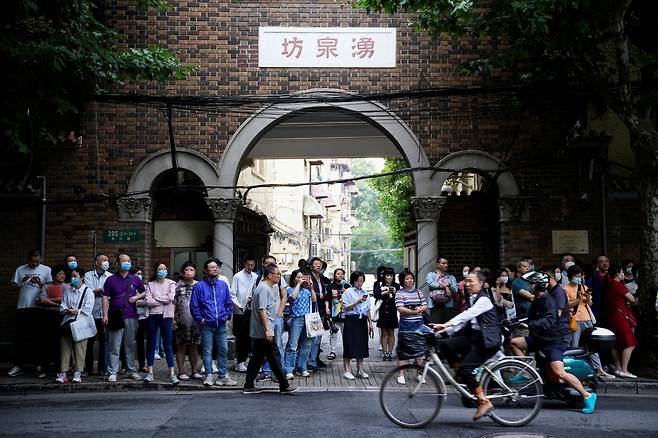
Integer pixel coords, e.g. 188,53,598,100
2,330,657,394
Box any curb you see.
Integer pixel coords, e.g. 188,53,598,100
1,380,657,395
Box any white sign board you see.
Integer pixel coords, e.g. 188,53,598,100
259,27,396,68
552,230,589,254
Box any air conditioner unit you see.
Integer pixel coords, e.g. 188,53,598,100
310,243,320,257
324,248,334,261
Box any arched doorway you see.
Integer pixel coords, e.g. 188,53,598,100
432,150,526,267
212,89,442,290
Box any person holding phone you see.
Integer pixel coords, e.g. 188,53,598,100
373,267,399,361
283,269,315,380
341,271,373,380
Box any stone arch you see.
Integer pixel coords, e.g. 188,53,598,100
432,150,520,198
213,89,439,199
128,148,220,194
212,89,441,288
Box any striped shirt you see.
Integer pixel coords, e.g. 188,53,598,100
395,288,427,323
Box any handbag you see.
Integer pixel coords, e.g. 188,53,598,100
415,289,431,325
371,298,382,322
429,273,452,305
70,287,97,341
62,287,92,339
305,301,324,338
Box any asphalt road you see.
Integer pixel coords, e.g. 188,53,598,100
1,390,657,437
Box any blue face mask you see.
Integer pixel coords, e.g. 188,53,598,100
157,270,168,279
572,277,583,285
68,261,78,269
70,277,80,286
120,261,132,271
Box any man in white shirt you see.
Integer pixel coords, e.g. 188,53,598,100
231,255,257,372
8,249,52,377
83,253,113,375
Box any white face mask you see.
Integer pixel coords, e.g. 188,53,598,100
500,276,509,284
462,270,469,278
100,261,110,271
564,261,575,270
625,267,633,274
555,272,562,281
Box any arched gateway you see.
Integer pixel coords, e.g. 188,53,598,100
121,89,451,295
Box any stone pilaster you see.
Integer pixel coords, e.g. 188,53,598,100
411,196,447,297
116,196,152,223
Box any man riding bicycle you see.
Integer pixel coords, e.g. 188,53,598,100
510,271,597,414
431,271,502,421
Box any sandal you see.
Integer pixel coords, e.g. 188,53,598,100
327,352,336,360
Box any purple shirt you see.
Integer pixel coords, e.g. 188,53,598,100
103,273,145,319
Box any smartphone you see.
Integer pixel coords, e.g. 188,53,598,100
302,274,311,288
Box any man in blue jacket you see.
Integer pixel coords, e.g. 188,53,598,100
191,257,237,387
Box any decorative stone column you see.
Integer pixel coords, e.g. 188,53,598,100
116,196,153,223
205,197,241,282
411,196,446,298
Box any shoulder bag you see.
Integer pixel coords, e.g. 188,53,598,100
70,287,98,341
305,298,324,338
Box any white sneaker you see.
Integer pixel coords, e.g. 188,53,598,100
130,372,142,380
7,366,22,377
108,374,117,382
143,373,154,383
55,373,67,383
344,371,356,380
203,374,214,386
169,374,179,385
286,373,295,380
397,375,406,385
236,362,248,373
178,374,190,381
154,353,161,360
72,371,82,383
356,370,369,379
215,375,238,386
297,370,311,378
212,361,219,373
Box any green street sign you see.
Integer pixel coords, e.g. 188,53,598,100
103,229,140,243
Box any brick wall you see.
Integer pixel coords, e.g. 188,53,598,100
0,0,641,360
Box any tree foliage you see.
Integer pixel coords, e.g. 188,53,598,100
355,0,658,373
350,159,405,273
368,158,414,246
1,0,196,153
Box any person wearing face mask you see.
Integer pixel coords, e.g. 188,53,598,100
64,254,78,272
607,266,638,378
132,267,150,373
620,259,638,296
454,266,471,313
559,253,576,287
565,265,616,381
586,254,612,323
143,262,178,384
37,265,67,377
83,254,112,376
102,253,146,382
56,266,95,383
174,262,202,380
374,267,400,361
493,268,516,322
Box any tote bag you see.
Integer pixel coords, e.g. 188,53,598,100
69,287,98,341
305,301,324,338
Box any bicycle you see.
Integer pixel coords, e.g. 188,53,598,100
379,331,544,428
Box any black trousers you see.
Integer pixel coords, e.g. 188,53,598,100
14,308,39,367
136,318,147,370
85,319,106,374
244,337,288,390
233,313,251,363
39,310,62,370
441,332,498,392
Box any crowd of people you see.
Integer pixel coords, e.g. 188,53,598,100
6,249,644,406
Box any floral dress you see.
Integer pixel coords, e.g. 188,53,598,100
174,280,200,345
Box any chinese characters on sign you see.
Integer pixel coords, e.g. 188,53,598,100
104,229,140,243
260,27,396,68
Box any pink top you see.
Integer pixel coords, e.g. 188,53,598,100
145,279,176,318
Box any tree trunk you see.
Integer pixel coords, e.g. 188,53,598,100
635,140,658,376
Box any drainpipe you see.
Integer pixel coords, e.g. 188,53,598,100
36,175,46,258
601,173,607,255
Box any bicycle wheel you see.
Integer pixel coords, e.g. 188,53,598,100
379,363,446,428
480,359,543,427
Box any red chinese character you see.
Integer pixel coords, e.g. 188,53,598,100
316,37,339,58
281,37,303,59
352,37,375,58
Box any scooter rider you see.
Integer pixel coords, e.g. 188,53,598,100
510,271,597,414
431,271,502,421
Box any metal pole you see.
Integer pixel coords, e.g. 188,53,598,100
166,103,180,186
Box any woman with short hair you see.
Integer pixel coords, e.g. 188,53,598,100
342,271,373,380
174,261,202,380
374,267,399,361
56,266,94,383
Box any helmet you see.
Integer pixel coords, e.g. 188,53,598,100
522,271,550,287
